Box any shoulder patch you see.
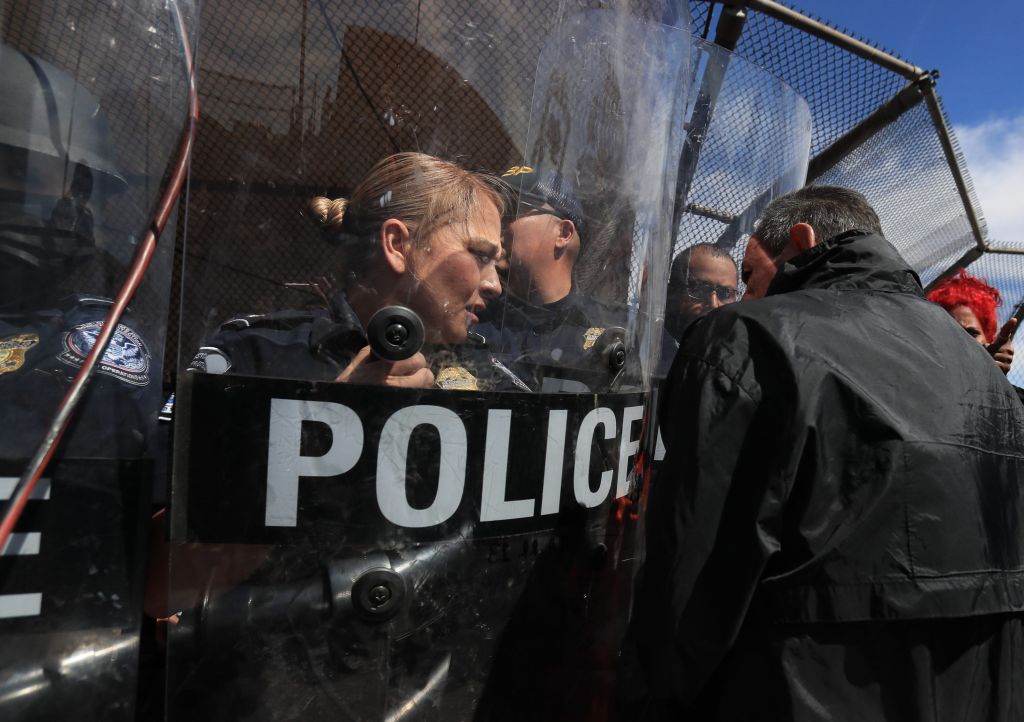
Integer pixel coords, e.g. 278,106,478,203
582,327,606,350
0,333,39,376
435,366,479,391
58,321,151,387
220,311,318,332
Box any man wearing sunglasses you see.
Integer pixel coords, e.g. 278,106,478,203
664,243,738,343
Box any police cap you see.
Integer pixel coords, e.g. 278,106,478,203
501,165,585,240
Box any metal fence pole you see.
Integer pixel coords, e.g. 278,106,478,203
922,247,985,292
741,0,924,80
920,85,989,252
669,2,748,243
806,79,928,181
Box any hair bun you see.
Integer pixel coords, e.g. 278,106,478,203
308,196,349,230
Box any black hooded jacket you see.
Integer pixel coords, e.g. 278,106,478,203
630,231,1024,720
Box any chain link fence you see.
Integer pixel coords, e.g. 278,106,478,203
170,0,688,384
2,0,999,386
685,1,990,284
173,0,1000,384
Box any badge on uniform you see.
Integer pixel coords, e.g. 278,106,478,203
58,321,151,387
582,327,606,350
0,332,39,376
435,366,479,391
501,165,535,177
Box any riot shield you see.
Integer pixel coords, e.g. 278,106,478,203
668,38,812,333
0,1,196,719
636,38,811,547
653,39,812,450
165,2,689,720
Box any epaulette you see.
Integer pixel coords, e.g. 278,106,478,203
70,294,114,308
63,294,139,315
219,309,322,332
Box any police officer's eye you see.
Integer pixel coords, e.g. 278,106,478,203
741,269,752,285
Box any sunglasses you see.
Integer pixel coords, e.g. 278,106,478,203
684,281,738,304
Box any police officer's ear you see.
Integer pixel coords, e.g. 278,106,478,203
553,219,576,253
789,222,818,253
380,218,412,274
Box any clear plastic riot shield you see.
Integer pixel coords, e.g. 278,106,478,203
165,2,689,720
643,38,811,545
0,1,196,720
664,38,812,352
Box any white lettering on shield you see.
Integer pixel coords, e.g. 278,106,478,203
264,400,646,529
480,409,535,522
377,405,467,528
265,399,363,527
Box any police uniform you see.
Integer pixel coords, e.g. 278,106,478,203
190,292,366,381
191,291,500,391
0,294,152,459
472,287,628,393
465,164,631,392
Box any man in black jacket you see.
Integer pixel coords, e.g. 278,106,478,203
629,186,1024,719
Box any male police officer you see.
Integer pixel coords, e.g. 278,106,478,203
472,165,625,392
0,44,153,460
630,186,1024,719
0,43,159,722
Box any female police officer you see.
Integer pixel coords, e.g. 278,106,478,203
189,152,505,388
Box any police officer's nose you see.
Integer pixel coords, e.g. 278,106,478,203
480,266,502,300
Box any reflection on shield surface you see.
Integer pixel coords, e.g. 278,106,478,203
0,1,196,720
168,2,691,720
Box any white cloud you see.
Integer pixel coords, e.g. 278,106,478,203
954,115,1024,245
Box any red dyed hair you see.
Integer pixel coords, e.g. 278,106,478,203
926,269,1001,342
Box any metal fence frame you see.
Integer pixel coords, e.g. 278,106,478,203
698,0,1009,290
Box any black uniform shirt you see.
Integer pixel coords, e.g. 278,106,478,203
472,287,628,392
191,292,507,392
190,292,366,382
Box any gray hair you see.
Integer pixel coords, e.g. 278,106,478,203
754,185,883,257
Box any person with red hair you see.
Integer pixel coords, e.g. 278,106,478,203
927,269,1016,374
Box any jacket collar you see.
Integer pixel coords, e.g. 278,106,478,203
766,230,923,298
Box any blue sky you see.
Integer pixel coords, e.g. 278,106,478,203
798,1,1023,125
797,1,1024,244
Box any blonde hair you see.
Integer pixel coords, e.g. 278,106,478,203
308,152,506,273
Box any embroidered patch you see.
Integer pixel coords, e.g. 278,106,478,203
435,366,479,391
58,321,150,387
582,327,606,350
0,333,39,376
